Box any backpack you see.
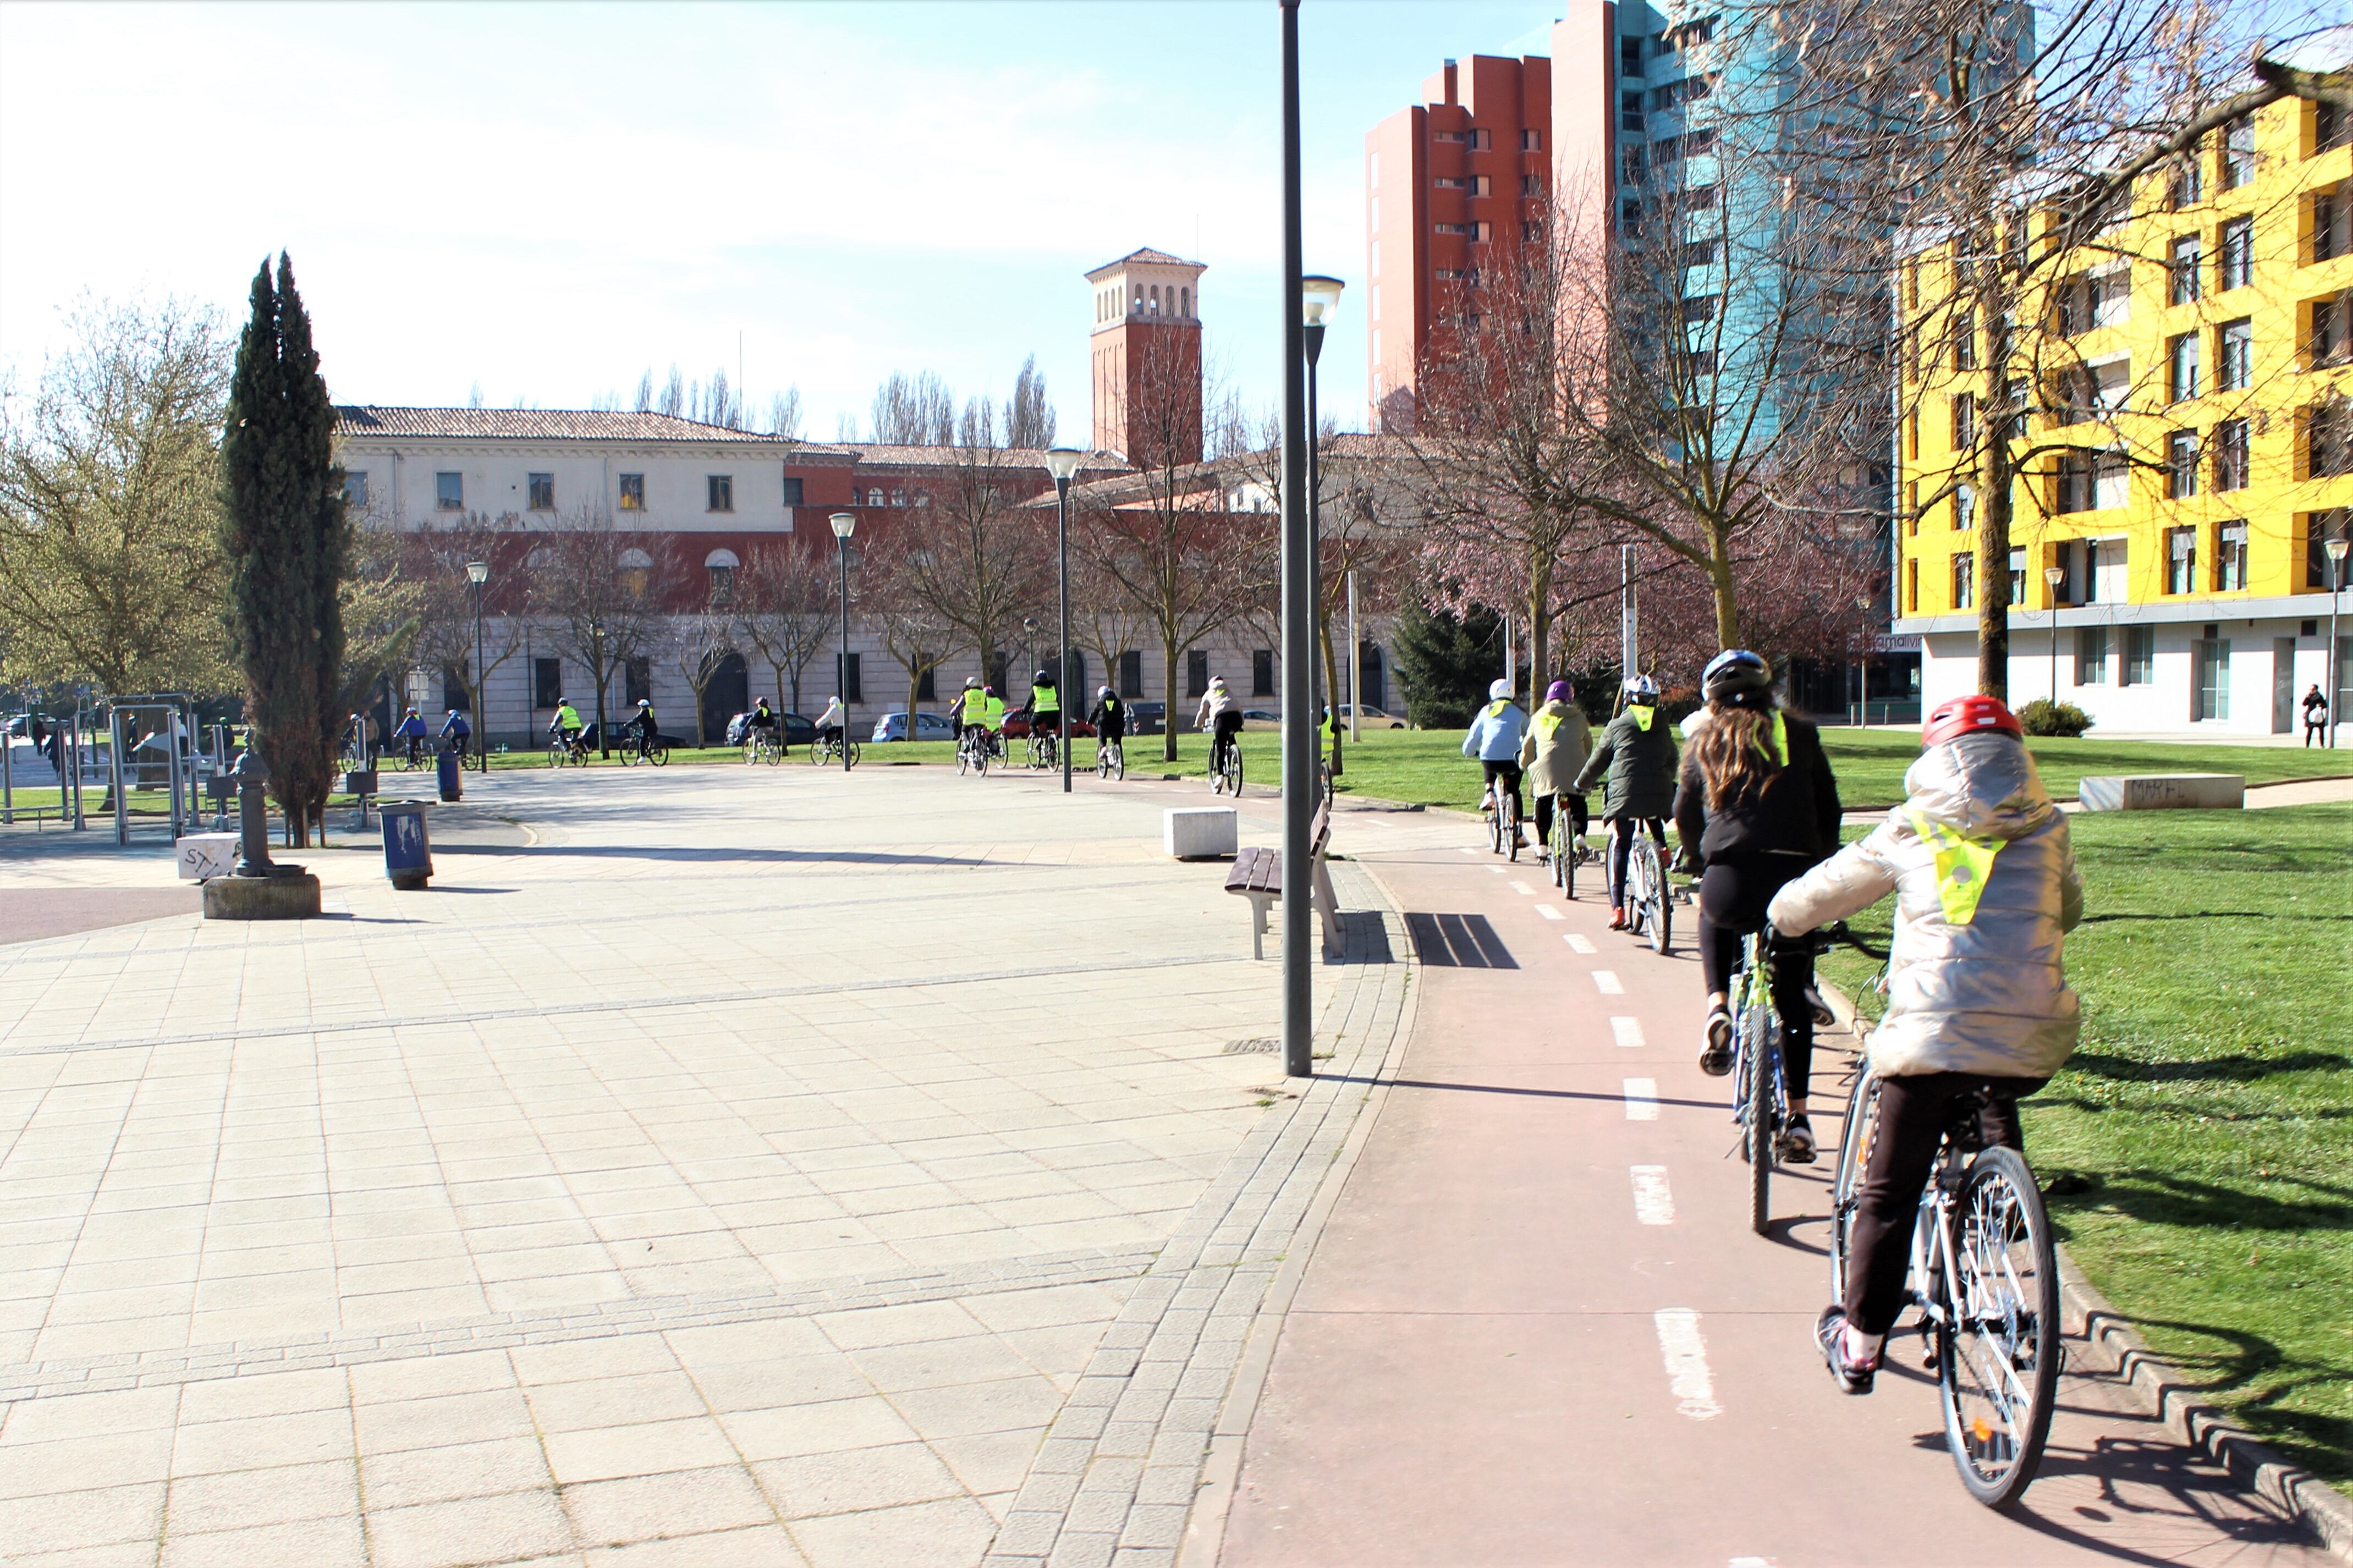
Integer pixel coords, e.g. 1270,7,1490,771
724,713,749,745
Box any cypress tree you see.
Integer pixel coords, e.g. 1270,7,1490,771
221,254,349,847
1392,599,1503,729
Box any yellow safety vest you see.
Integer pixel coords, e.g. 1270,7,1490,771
1756,709,1787,766
556,706,581,730
981,695,1005,729
1628,703,1656,732
1533,711,1563,742
1031,684,1059,715
1905,807,2004,926
1486,700,1513,719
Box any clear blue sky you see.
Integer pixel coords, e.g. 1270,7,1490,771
0,1,1552,442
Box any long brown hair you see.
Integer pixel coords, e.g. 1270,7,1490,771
1691,701,1780,813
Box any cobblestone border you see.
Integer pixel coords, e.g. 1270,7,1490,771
981,860,1414,1568
0,1244,1161,1402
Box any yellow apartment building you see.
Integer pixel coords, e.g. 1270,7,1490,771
1894,81,2353,735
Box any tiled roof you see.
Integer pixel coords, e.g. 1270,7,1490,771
843,444,1129,474
333,406,843,447
1083,247,1204,280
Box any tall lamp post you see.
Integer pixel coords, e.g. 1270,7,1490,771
1854,592,1872,727
466,560,489,771
2328,536,2349,749
1301,274,1344,777
1044,447,1085,794
1278,0,1312,1080
2043,564,2067,703
829,512,856,771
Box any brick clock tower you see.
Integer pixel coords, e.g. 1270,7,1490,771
1086,248,1205,467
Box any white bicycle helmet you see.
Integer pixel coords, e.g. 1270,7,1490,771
1487,678,1514,701
1623,673,1659,702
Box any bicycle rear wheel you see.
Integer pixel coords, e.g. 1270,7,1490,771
648,745,669,767
1828,1065,1882,1307
1645,843,1673,955
1745,1010,1776,1235
844,739,861,771
1940,1145,2061,1508
1507,793,1522,861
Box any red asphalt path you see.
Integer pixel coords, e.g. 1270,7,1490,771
1216,834,2328,1568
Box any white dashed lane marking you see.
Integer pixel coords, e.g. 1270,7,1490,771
1654,1308,1722,1420
1622,1077,1659,1120
1564,934,1597,954
1510,882,1535,896
1630,1165,1675,1225
1536,904,1563,921
1610,1016,1645,1048
1592,970,1624,995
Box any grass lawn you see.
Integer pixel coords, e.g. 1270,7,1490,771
1817,803,2353,1488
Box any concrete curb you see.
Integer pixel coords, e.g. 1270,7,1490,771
1174,861,1423,1568
2058,1252,2353,1562
1819,981,2350,1561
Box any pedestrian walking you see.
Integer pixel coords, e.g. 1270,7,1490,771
2302,683,2329,746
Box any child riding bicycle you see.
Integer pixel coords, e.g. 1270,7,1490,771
1463,679,1531,851
1765,694,2083,1393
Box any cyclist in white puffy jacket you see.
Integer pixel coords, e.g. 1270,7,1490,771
1766,693,2083,1395
1462,678,1531,849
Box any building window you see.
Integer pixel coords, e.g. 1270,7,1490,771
1620,35,1642,74
1620,92,1643,131
342,470,369,508
2322,100,2351,155
2168,332,2201,401
2193,637,2231,720
867,488,885,506
780,475,804,507
2220,115,2255,190
617,547,653,599
2123,625,2155,686
2166,526,2198,594
2315,188,2350,261
2074,625,2109,686
523,472,552,511
2007,548,2027,607
2166,429,2200,498
624,657,651,707
2309,508,2353,586
618,472,645,510
1186,649,1210,699
1950,553,1974,610
2311,400,2353,476
534,657,563,709
2169,153,2205,210
436,471,464,511
1251,648,1275,697
2314,293,2353,367
1950,312,1978,369
2214,417,2250,490
1906,557,1919,614
1682,294,1719,324
2219,216,2254,290
705,548,738,607
2055,449,2098,514
1954,483,1976,532
834,651,862,702
2168,235,2202,304
1119,649,1143,698
1521,128,1543,151
707,475,734,512
2217,318,2252,390
2216,520,2249,591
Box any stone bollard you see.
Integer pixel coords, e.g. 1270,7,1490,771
202,746,322,920
1164,807,1240,860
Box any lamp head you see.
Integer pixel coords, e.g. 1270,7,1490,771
2328,538,2350,563
465,560,490,585
1301,275,1346,327
829,511,856,539
2043,565,2066,587
1043,447,1085,483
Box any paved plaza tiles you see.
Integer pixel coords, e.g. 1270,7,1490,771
0,763,1421,1567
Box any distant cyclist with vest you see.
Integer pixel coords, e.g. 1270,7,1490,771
1025,669,1062,763
548,698,585,760
1673,650,1842,1160
1576,674,1680,930
626,697,662,760
1462,678,1532,851
1197,676,1241,777
1088,686,1126,745
1767,694,2083,1393
1522,679,1593,869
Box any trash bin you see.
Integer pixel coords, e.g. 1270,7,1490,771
380,801,432,890
436,747,463,801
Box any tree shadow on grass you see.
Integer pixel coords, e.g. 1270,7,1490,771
2050,1165,2353,1233
2060,1048,2350,1085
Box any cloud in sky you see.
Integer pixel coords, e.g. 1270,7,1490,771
1,1,1544,438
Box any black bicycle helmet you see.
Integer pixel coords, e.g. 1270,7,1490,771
1033,669,1054,685
1701,648,1773,705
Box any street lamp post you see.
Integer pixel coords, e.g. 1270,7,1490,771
2328,536,2349,748
1044,447,1085,794
829,512,856,772
1302,275,1344,777
1854,592,1872,727
466,560,489,771
2043,564,2067,703
1278,0,1312,1080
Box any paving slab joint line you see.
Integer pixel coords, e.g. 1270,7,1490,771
2059,1249,2353,1562
1175,859,1425,1568
1817,976,2352,1564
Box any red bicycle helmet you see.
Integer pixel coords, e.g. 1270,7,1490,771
1923,694,2024,747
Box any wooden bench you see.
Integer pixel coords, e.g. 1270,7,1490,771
1224,798,1340,961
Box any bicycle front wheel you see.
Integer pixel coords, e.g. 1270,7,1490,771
648,745,669,767
1745,1010,1776,1235
1828,1065,1882,1307
844,740,861,770
1940,1144,2061,1508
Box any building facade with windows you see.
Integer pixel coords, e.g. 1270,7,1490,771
1894,85,2353,734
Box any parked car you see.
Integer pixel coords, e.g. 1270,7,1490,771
1335,703,1406,729
1001,710,1097,740
871,711,958,742
1239,708,1283,730
1126,701,1167,736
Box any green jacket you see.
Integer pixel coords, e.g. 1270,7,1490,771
1574,702,1679,819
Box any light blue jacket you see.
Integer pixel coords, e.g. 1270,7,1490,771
1461,700,1530,763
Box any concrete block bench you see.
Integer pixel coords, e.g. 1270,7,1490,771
1165,806,1239,860
2078,773,2245,811
1223,799,1339,961
175,833,239,880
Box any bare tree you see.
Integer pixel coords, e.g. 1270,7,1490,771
865,540,960,740
735,536,834,714
529,506,672,755
893,437,1049,695
871,372,957,445
404,514,527,739
1007,354,1057,449
668,608,738,747
766,387,804,440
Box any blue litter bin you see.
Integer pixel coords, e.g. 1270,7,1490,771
380,802,432,890
436,747,462,801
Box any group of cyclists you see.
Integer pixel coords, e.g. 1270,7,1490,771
947,670,1136,772
1467,651,2085,1417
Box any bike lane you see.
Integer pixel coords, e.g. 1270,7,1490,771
1210,834,2328,1567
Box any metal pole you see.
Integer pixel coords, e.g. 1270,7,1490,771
1305,321,1333,778
1278,0,1313,1081
2,708,12,824
70,698,85,830
168,709,185,840
1619,544,1637,681
109,707,128,846
1058,476,1072,794
1346,570,1359,741
473,580,488,772
838,536,853,772
2330,558,2345,748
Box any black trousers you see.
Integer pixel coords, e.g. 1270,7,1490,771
1844,1072,2046,1335
1697,856,1817,1100
1605,815,1667,907
1533,791,1588,845
1481,760,1524,824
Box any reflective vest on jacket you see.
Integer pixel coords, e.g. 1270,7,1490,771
1904,806,2005,926
555,706,581,731
1031,684,1060,714
1533,711,1563,742
1627,702,1657,731
977,696,1005,729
